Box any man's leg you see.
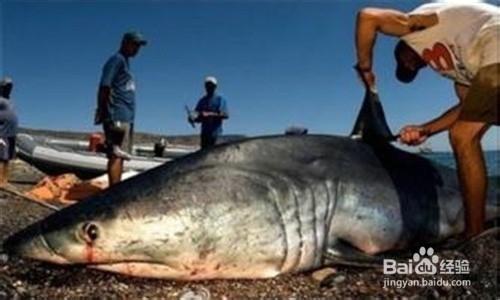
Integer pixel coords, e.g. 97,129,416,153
200,134,209,150
451,63,499,237
104,121,126,186
0,161,8,187
108,156,123,186
207,135,217,148
0,137,13,187
449,121,490,238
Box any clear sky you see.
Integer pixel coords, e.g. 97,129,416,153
0,0,498,151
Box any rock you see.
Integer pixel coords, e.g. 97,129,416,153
118,283,129,290
0,253,8,264
431,289,440,298
333,275,346,284
16,286,26,294
311,268,337,282
320,274,346,288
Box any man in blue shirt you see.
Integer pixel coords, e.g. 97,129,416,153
189,76,229,149
0,77,18,187
95,31,147,185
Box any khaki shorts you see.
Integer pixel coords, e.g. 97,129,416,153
103,121,134,157
459,63,499,125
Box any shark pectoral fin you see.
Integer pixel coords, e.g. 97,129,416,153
323,240,384,268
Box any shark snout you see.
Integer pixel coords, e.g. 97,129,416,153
3,224,68,264
3,224,40,255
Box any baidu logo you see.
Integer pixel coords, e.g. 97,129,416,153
382,246,471,288
384,246,469,276
384,247,440,275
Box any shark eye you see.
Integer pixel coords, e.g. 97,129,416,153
81,223,99,243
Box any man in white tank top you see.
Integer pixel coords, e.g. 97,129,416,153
354,2,499,239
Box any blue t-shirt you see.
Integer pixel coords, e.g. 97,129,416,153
0,97,18,138
195,94,228,137
100,53,136,123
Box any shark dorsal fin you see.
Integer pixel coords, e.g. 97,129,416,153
350,90,395,144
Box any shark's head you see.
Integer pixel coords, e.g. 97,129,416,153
3,164,286,279
2,193,167,271
2,172,197,278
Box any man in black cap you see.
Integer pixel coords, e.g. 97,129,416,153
354,3,499,238
0,77,18,187
95,31,147,185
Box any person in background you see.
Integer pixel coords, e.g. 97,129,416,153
0,77,19,187
95,31,147,185
355,2,499,238
189,76,229,149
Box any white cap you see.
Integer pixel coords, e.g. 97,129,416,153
0,77,12,86
204,76,218,85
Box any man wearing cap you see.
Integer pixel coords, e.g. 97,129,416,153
0,77,18,187
355,2,499,238
95,31,147,185
189,76,229,149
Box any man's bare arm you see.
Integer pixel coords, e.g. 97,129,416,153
399,83,468,145
355,8,411,70
96,86,111,123
422,83,468,136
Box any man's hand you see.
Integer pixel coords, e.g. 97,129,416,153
94,108,105,125
398,125,430,146
355,65,377,91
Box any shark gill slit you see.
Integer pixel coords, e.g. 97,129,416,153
307,183,319,267
323,179,340,252
290,184,304,271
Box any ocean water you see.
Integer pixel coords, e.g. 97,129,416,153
423,150,499,177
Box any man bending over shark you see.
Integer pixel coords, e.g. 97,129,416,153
354,2,499,238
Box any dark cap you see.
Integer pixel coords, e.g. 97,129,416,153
122,31,147,46
394,40,419,83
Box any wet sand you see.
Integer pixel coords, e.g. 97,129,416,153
0,159,498,299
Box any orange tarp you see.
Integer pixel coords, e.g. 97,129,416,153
25,174,105,205
24,171,139,206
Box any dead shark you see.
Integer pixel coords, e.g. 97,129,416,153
3,91,498,279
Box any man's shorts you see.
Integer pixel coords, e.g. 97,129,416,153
103,121,134,158
459,63,499,125
0,136,16,161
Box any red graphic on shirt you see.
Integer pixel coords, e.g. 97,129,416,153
421,42,454,72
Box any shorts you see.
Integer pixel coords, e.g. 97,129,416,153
459,63,499,125
0,136,16,161
103,121,134,158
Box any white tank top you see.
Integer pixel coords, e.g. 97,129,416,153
401,3,499,85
